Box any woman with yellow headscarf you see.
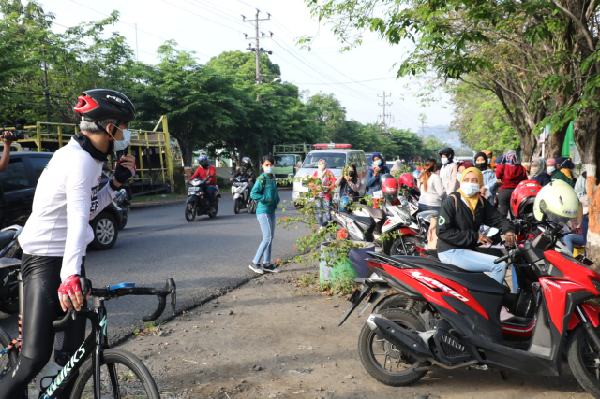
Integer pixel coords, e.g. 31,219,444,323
436,167,516,284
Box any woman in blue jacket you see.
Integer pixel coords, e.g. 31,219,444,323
249,155,280,275
366,152,389,194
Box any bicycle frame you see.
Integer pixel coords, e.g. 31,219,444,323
40,298,109,399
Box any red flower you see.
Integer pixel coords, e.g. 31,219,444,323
337,228,349,240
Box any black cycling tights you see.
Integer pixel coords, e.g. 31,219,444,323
0,254,85,399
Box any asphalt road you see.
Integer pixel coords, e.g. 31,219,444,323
1,191,305,340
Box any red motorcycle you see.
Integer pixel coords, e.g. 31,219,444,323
340,229,600,396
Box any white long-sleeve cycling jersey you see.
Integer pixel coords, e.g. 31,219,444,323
19,137,115,280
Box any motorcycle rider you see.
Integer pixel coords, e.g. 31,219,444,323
436,166,516,284
233,156,256,189
0,89,136,398
190,155,218,209
439,147,458,196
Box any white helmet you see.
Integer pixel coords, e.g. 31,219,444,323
533,179,580,222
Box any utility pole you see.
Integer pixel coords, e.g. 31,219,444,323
378,91,393,134
41,46,51,121
242,9,273,84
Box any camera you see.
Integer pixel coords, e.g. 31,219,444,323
1,120,26,141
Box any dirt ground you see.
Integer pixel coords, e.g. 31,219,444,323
121,263,592,399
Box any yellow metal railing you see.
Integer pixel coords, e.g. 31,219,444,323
8,116,180,191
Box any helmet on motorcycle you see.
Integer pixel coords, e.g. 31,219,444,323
241,156,251,166
510,179,542,220
74,89,135,123
533,179,580,222
438,147,455,160
398,172,415,189
382,173,398,203
197,155,210,168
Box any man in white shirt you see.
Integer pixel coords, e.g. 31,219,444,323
439,147,458,195
0,89,136,398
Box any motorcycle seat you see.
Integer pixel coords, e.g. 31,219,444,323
389,255,506,294
0,257,20,270
0,230,17,249
365,207,385,221
347,214,375,229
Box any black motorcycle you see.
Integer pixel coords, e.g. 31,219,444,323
185,178,219,221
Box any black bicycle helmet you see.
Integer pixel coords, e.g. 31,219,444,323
74,89,135,123
438,147,455,159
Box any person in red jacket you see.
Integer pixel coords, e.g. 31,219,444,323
190,155,218,207
495,150,528,218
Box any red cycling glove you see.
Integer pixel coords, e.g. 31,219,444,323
58,274,82,298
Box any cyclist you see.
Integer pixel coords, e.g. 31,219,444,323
0,89,136,398
190,155,218,208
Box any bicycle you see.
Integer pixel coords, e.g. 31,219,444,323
0,266,176,399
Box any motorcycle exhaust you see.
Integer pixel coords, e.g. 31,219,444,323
366,314,433,360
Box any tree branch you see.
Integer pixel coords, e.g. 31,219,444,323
551,0,595,51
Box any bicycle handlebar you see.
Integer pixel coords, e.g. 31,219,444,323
52,278,177,329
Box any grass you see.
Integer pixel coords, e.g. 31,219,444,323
130,192,186,204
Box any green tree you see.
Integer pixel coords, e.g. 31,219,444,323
451,81,519,154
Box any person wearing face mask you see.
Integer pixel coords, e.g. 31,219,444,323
310,159,337,226
530,157,551,186
495,150,528,218
438,147,458,195
366,152,389,194
248,155,280,275
336,163,361,211
546,158,571,185
473,151,497,204
436,167,516,285
0,89,137,398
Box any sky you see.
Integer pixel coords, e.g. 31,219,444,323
37,0,455,132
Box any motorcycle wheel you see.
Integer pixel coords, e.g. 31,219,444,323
568,325,600,397
208,202,219,219
234,199,241,214
358,308,429,387
185,202,196,222
389,235,424,256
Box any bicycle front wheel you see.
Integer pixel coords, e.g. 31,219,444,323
70,349,160,399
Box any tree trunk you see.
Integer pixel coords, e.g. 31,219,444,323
578,112,600,268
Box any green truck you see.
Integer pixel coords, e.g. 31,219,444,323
272,144,311,182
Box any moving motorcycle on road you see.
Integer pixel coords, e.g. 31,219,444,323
231,175,256,214
185,178,219,221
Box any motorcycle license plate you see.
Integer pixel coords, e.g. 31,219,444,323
188,187,200,194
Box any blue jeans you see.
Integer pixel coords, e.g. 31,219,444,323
253,213,276,265
563,234,585,255
438,248,507,285
315,198,332,226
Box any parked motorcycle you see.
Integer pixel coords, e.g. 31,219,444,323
333,199,424,256
0,225,23,315
185,178,219,221
231,176,256,214
340,226,600,397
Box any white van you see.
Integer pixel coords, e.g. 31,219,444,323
292,148,368,203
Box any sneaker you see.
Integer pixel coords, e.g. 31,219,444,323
248,263,263,275
262,264,279,273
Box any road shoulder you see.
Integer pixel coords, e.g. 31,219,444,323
121,263,589,399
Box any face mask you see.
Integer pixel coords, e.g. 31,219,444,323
547,166,556,174
374,160,382,167
460,182,480,196
476,162,486,170
456,172,462,182
318,164,325,171
114,128,131,152
263,166,272,174
441,157,448,165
